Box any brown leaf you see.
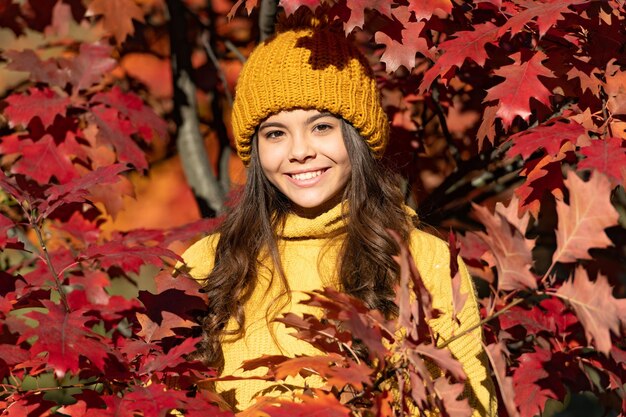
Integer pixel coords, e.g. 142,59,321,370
88,0,145,44
556,267,626,354
433,377,471,417
472,203,536,291
484,341,520,417
552,171,619,264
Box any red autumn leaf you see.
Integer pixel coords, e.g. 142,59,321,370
136,311,196,342
421,22,499,91
500,298,577,336
484,51,555,128
91,86,167,142
433,377,471,417
4,87,71,129
139,337,201,374
484,342,520,417
344,0,393,33
65,43,117,93
0,134,79,185
19,301,113,377
556,267,626,354
81,240,180,274
278,0,323,16
411,342,466,381
515,156,566,217
506,118,586,160
303,288,390,362
0,212,23,250
89,105,149,170
499,0,588,38
578,137,626,186
277,312,351,354
272,354,371,390
375,22,430,73
477,104,498,149
552,171,619,264
87,0,145,44
257,390,351,417
5,50,69,88
513,348,557,417
408,0,453,21
448,231,468,322
471,202,536,291
68,271,110,305
42,164,129,217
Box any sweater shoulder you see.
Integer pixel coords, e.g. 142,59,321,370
408,228,450,275
178,234,220,282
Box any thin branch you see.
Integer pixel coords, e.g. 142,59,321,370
224,39,246,63
167,0,225,217
30,211,70,312
200,32,233,108
430,88,460,166
258,0,278,41
438,297,525,349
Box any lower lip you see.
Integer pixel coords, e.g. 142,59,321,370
285,169,328,187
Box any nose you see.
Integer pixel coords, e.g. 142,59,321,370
288,132,316,163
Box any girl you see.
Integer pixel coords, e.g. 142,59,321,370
180,15,496,416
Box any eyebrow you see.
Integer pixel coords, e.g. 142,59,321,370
258,112,336,131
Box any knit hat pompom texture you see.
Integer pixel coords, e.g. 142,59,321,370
232,27,389,165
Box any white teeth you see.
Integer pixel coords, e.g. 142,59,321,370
291,170,324,181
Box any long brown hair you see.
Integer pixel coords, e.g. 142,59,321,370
194,119,416,369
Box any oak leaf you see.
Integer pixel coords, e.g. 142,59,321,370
66,43,116,93
88,0,145,44
344,0,392,33
556,267,626,354
484,342,520,417
0,134,79,185
498,0,588,38
552,171,619,264
578,137,626,186
472,202,536,291
421,22,499,91
408,0,452,21
4,87,70,129
513,349,557,417
20,301,113,377
505,118,586,160
433,377,471,417
375,22,430,73
484,51,555,128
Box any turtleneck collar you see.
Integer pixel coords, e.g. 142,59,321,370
278,202,347,239
277,202,418,240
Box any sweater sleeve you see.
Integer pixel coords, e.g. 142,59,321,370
410,229,498,417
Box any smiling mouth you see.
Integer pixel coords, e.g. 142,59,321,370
289,169,326,181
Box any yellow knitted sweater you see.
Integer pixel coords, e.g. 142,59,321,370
181,204,497,415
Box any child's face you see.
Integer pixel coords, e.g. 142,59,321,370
257,109,352,215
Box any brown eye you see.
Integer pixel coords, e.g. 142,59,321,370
313,123,333,133
265,130,284,139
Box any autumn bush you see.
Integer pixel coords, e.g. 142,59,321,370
0,0,625,416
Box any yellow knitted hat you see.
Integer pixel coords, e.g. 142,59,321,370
231,26,389,165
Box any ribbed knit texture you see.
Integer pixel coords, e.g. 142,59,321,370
231,28,389,165
181,204,497,415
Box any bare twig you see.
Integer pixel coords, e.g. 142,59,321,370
224,39,246,63
430,88,461,166
200,32,233,108
30,211,71,312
